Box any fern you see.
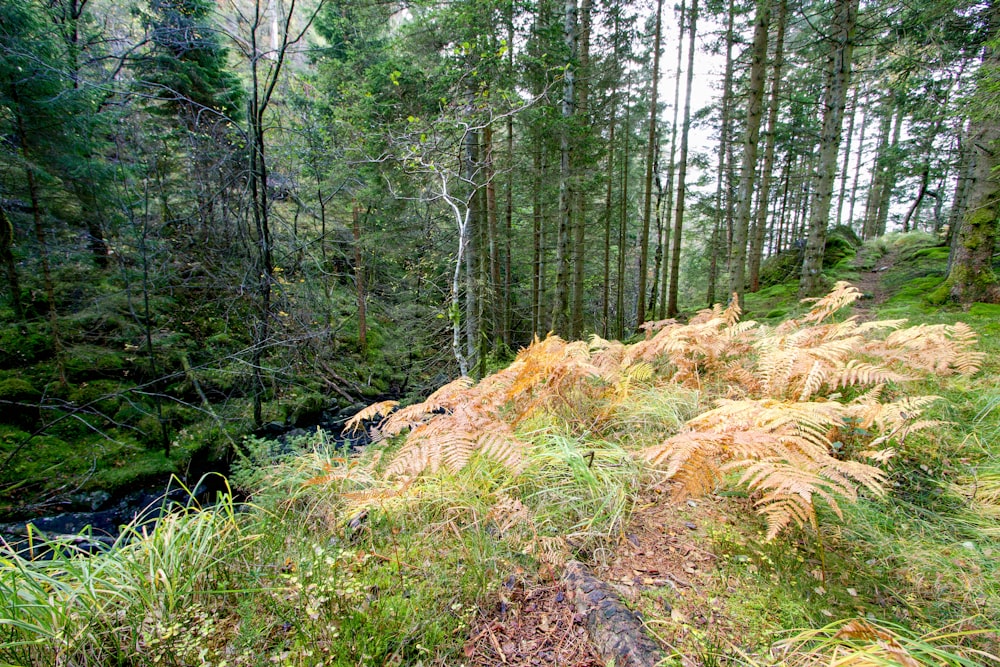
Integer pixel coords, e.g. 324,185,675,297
344,400,398,435
342,282,980,543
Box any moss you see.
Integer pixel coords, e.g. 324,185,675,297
757,249,802,289
827,224,862,247
967,302,1000,320
912,246,950,261
0,378,41,428
882,276,947,310
0,324,54,368
284,391,327,427
63,345,127,382
0,377,39,401
68,379,126,413
926,283,950,305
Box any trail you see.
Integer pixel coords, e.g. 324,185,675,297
852,245,899,314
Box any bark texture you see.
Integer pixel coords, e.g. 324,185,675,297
563,561,663,667
799,0,859,297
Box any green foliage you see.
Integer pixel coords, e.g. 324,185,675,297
140,0,244,120
0,377,38,403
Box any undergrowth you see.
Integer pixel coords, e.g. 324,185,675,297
1,262,997,666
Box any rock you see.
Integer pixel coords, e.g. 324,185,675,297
69,490,112,511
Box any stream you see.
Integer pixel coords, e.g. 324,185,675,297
0,405,376,558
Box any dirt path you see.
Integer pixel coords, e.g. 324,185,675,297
465,485,736,667
852,246,898,313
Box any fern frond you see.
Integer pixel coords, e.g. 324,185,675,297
345,400,399,434
878,323,984,376
798,361,828,401
638,318,676,336
859,447,895,463
834,360,909,389
722,293,742,327
477,431,526,474
798,281,862,324
424,375,475,408
758,495,819,539
623,361,655,383
487,492,531,534
525,535,570,567
642,431,727,498
382,402,435,436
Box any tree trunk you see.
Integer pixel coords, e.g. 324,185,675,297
571,0,591,338
799,0,859,297
0,205,24,320
875,94,905,237
706,0,731,307
661,0,686,316
947,121,974,271
504,2,515,348
484,125,501,348
862,94,893,240
667,0,699,317
603,98,617,337
616,76,632,339
945,5,1000,304
728,0,771,305
464,128,480,374
532,139,543,337
551,0,577,335
637,0,664,328
749,0,787,292
835,82,859,229
352,201,367,355
847,90,870,233
901,166,929,233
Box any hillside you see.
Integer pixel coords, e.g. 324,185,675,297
1,232,998,666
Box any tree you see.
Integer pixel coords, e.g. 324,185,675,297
226,0,324,425
667,0,699,317
799,0,860,297
943,2,1000,304
637,0,664,327
728,0,771,305
748,0,787,292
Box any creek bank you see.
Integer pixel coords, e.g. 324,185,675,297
0,402,381,555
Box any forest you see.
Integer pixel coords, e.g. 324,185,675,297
1,0,999,664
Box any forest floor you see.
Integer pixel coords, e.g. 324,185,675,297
3,232,998,667
852,244,899,312
464,235,999,667
467,484,733,666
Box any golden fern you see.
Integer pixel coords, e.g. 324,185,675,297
338,283,980,544
643,399,891,538
873,322,984,376
785,281,862,327
625,299,757,386
345,400,398,435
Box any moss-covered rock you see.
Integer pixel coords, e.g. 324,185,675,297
0,377,41,428
63,345,127,382
757,249,803,289
0,324,54,368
